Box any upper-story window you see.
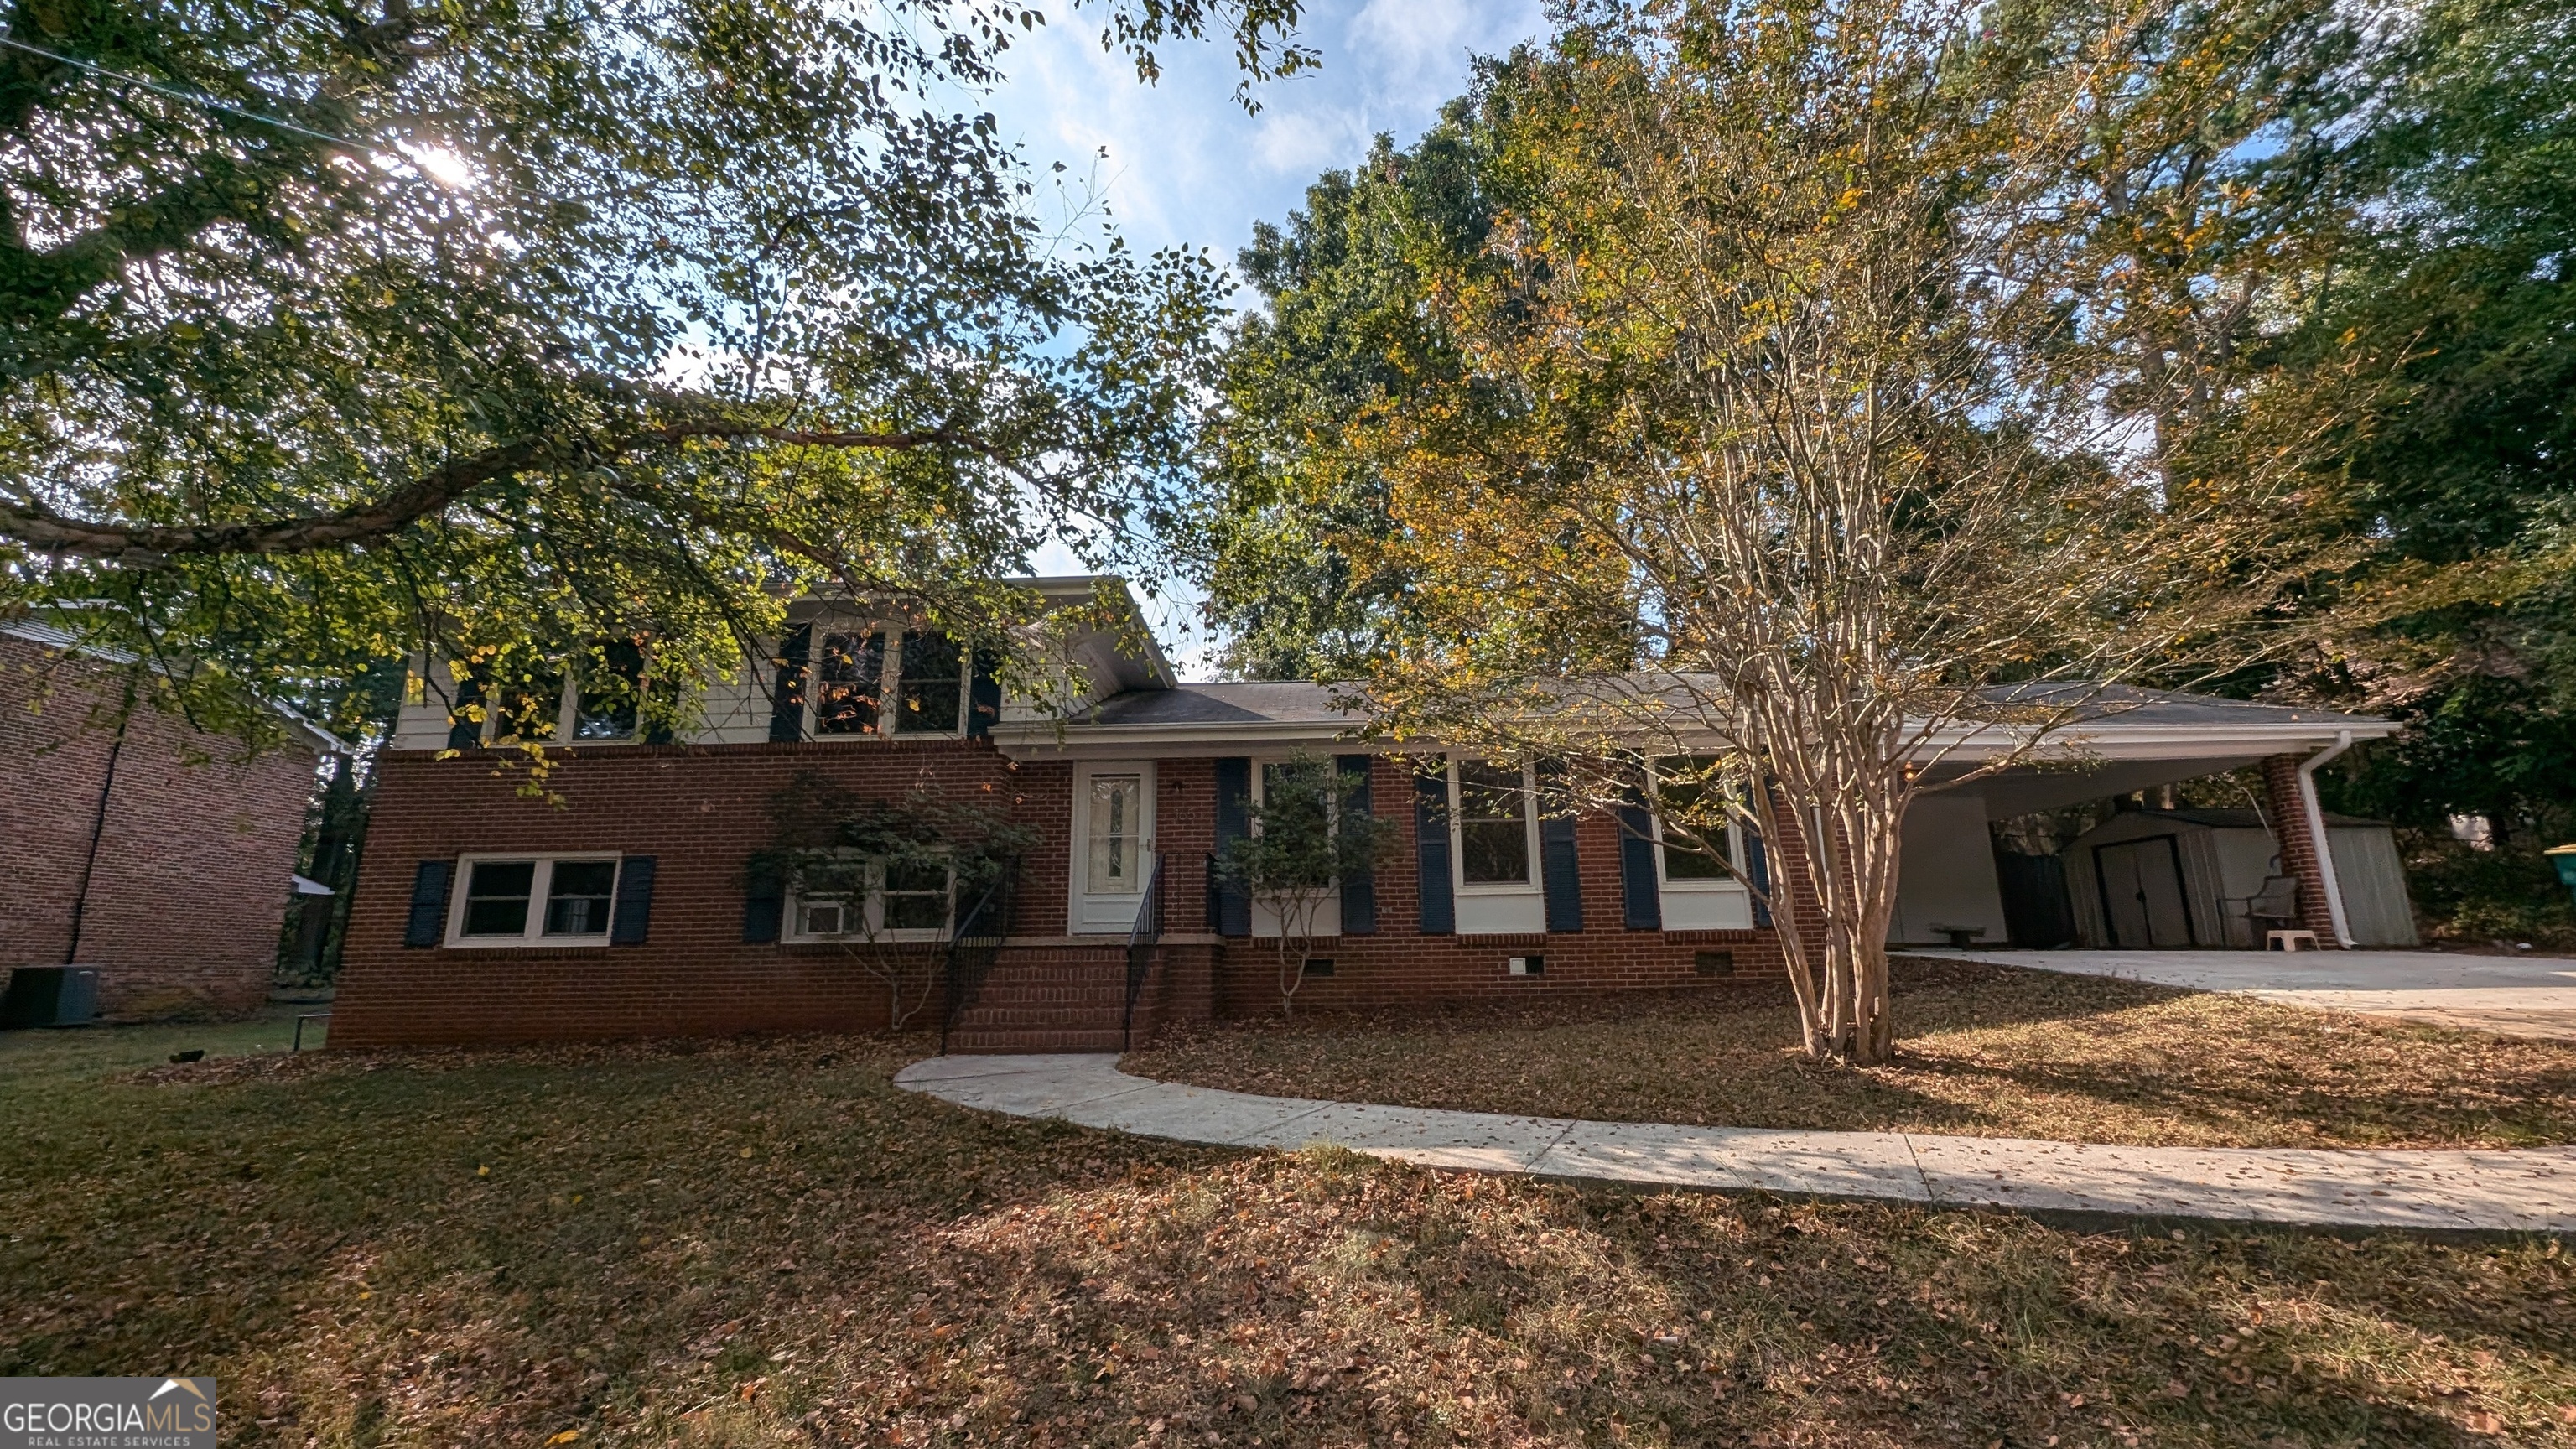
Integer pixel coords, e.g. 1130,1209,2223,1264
446,641,652,747
802,626,967,739
574,641,647,740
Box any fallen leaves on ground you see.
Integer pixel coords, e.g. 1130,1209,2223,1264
2,1018,2570,1447
1130,958,2576,1149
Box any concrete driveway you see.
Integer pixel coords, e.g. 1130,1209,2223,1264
1925,947,2576,1040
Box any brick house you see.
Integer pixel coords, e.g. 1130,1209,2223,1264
331,578,2399,1051
2,621,345,1021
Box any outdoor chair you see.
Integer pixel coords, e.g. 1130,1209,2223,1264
2225,874,2303,947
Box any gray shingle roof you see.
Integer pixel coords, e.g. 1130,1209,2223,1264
1071,678,2382,732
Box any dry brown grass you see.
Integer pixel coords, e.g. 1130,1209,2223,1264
1128,958,2576,1149
3,1012,2572,1447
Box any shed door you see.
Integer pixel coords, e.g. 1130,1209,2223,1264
2096,837,2194,948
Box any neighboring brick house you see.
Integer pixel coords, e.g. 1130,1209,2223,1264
331,578,2399,1051
2,621,345,1021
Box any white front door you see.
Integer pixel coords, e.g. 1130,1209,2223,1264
1072,763,1156,933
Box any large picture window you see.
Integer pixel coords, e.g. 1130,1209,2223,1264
449,855,624,946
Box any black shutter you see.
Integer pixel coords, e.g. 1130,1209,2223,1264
1212,756,1252,937
1539,780,1584,934
402,860,453,948
610,855,657,945
1413,767,1453,935
445,673,486,751
966,647,1004,738
742,860,784,943
767,624,812,743
1617,797,1662,931
1336,754,1378,935
1742,783,1774,927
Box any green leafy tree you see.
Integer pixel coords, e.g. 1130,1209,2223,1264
2274,0,2576,852
1196,115,1504,679
0,0,1306,743
1214,754,1389,1015
1230,0,2348,1063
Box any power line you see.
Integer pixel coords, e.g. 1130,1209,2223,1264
0,33,381,153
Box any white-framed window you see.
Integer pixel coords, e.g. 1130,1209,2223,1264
1651,762,1754,931
447,854,623,946
1070,761,1156,933
444,641,652,746
802,623,969,740
784,859,957,943
1249,757,1343,939
1451,760,1539,890
1447,758,1545,934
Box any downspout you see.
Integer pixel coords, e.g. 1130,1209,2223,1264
2295,730,2357,948
65,673,139,964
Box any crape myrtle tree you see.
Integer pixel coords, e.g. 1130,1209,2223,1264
750,772,1037,1031
0,0,1306,745
1213,753,1391,1015
1322,0,2355,1065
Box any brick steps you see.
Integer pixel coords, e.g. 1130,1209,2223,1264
937,1021,1118,1041
947,953,1133,1053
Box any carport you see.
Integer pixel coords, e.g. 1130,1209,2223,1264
1889,688,2402,950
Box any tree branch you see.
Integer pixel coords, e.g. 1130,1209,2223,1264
0,417,982,561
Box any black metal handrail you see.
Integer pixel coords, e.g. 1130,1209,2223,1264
1121,853,1166,1052
939,857,1018,1055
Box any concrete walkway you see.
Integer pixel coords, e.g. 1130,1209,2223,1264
896,1054,2576,1233
1923,947,2576,1041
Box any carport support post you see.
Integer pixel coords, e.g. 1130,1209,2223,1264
2259,743,2355,948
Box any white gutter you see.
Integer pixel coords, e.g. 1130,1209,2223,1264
2296,730,2358,948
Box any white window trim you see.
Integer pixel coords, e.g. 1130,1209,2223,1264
444,854,623,948
1249,757,1342,939
1069,761,1156,934
441,657,648,747
782,860,956,944
1447,758,1543,897
800,618,972,742
1653,814,1751,894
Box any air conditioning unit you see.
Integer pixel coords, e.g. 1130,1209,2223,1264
2,966,101,1028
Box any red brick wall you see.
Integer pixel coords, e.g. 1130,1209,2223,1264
2259,752,2344,944
332,740,1073,1046
0,633,323,1019
336,743,1789,1046
1208,758,1782,1018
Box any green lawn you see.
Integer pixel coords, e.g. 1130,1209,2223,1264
1130,958,2576,1148
3,1012,2572,1446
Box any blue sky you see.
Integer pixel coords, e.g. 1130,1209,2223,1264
988,0,1550,677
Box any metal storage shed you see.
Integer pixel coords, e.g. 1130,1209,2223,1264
2064,808,2418,949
